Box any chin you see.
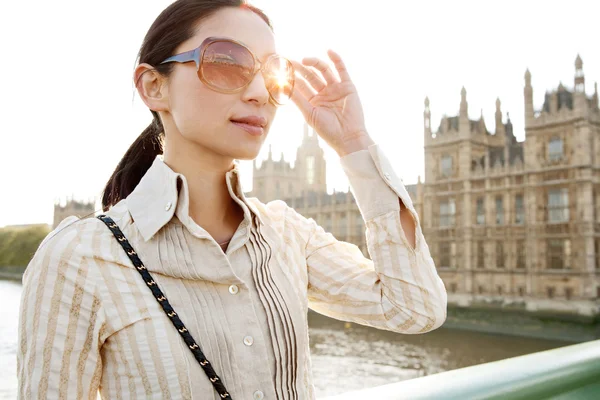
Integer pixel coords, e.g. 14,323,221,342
233,149,262,161
223,141,263,161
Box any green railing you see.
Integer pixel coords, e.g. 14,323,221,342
324,339,600,399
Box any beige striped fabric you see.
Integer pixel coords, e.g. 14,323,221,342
17,144,447,399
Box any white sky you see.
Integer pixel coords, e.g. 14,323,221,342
1,0,598,227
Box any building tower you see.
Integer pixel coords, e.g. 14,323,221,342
251,122,327,202
294,122,327,194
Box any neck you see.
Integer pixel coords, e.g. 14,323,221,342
163,139,239,232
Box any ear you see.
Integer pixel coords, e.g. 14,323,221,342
134,63,169,112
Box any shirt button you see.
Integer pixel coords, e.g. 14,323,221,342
228,285,239,295
253,390,264,400
384,173,391,181
165,202,172,211
243,336,254,346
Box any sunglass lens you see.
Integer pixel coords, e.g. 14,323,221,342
201,41,254,91
264,56,295,105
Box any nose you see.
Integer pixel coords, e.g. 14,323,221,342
241,70,270,106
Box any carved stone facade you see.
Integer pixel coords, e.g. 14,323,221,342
423,56,600,316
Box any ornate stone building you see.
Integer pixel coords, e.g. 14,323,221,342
423,56,600,316
250,56,600,316
53,198,96,229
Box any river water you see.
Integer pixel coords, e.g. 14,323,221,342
0,280,569,399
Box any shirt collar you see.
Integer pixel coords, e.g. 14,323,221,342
127,155,262,242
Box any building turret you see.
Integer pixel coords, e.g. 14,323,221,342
574,54,586,111
495,98,505,136
524,69,534,128
459,87,469,136
574,54,585,92
424,96,432,141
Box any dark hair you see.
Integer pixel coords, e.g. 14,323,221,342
101,0,272,211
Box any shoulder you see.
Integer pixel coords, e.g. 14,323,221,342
24,201,132,283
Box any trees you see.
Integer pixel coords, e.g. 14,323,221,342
0,225,50,268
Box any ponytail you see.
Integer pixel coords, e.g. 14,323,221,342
101,113,164,211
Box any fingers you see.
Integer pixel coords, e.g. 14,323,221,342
293,70,318,101
294,49,351,89
292,61,326,93
301,57,339,85
327,49,351,82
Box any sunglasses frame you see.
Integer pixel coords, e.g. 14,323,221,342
160,36,294,105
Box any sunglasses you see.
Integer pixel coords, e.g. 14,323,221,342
160,37,295,106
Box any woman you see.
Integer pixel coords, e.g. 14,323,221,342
17,0,447,399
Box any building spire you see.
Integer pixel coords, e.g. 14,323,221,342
459,87,469,136
495,97,504,135
460,87,468,116
574,54,585,93
524,68,534,128
424,96,432,140
575,54,583,69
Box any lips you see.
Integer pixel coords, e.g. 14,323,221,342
230,115,267,136
230,115,267,127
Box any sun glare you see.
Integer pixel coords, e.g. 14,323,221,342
272,57,290,88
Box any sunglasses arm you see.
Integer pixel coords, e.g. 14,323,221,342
160,48,201,68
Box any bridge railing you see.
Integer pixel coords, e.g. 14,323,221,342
323,338,600,399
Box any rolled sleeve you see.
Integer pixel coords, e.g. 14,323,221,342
340,144,416,220
294,143,447,334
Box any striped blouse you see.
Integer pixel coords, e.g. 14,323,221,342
17,144,447,400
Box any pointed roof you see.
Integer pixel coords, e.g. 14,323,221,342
575,54,583,69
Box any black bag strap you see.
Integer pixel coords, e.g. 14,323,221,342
97,215,231,399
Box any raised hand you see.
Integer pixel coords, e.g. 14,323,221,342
291,50,373,156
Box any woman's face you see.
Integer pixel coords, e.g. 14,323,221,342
163,7,278,161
